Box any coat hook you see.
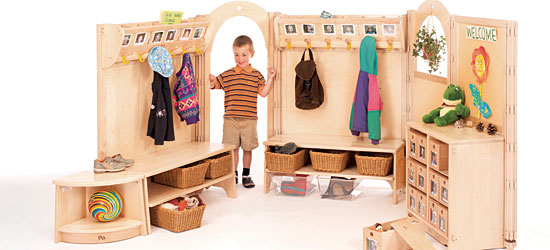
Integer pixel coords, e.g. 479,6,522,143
304,39,311,49
121,55,129,64
285,38,292,50
345,39,351,51
195,45,201,55
387,41,393,52
324,39,331,50
137,52,145,62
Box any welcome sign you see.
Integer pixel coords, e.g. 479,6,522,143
466,25,497,42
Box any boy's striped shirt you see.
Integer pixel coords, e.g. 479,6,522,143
213,65,265,119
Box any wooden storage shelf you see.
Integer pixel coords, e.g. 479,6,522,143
57,217,142,244
53,142,237,243
263,134,405,204
406,121,505,249
147,173,234,207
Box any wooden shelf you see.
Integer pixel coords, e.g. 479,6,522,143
408,121,504,145
267,165,393,181
147,173,234,207
264,134,404,153
53,142,235,187
407,210,448,245
57,217,143,244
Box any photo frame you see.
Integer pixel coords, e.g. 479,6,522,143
134,32,146,46
367,238,377,250
152,31,164,44
431,181,438,196
193,27,205,39
302,24,315,35
408,169,414,183
418,175,425,189
442,187,448,203
322,24,335,35
420,145,425,160
165,30,176,42
284,24,297,35
382,24,397,36
431,151,438,167
342,24,355,35
410,195,416,210
364,24,378,35
410,141,416,156
122,34,132,47
180,28,192,40
430,208,437,225
419,201,425,217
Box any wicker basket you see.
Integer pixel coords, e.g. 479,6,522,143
265,147,307,173
205,152,232,179
152,161,209,188
355,152,393,176
310,150,351,172
150,204,206,233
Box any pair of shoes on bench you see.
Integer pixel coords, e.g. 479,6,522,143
94,154,134,173
274,142,297,155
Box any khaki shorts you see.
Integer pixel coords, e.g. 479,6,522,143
222,117,259,151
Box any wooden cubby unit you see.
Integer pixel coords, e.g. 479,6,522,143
263,134,405,204
406,121,505,249
53,142,236,243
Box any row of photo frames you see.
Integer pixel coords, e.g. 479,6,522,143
284,23,397,36
121,27,206,47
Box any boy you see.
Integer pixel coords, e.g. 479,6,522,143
209,35,275,188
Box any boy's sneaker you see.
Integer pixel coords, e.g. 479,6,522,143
242,176,255,188
279,142,297,155
111,154,134,167
94,157,126,173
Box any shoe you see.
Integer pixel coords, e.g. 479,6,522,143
278,142,297,155
94,157,126,173
111,154,134,167
242,176,255,188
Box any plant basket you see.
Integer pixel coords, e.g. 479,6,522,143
265,147,307,173
205,152,232,179
355,152,393,176
150,204,206,233
152,161,209,188
310,150,350,173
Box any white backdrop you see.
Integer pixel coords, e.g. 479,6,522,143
0,0,548,246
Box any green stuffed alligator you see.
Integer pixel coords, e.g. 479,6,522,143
422,84,470,126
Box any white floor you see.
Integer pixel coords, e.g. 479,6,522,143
0,152,546,250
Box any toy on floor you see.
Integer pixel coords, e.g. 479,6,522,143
88,190,123,222
422,84,470,126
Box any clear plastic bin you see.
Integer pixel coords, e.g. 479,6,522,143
317,176,362,200
270,175,316,197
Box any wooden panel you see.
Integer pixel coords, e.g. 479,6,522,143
98,58,195,160
54,186,86,243
58,217,142,244
448,142,504,249
278,49,403,139
456,22,506,131
411,77,448,123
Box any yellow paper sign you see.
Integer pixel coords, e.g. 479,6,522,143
160,11,183,25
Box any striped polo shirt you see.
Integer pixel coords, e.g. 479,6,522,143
213,64,265,119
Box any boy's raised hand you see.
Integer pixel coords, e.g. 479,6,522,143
209,74,216,88
267,67,276,80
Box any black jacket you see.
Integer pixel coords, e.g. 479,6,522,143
147,72,175,145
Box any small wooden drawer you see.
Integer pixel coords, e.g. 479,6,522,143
439,175,449,205
417,163,427,193
406,159,417,187
407,187,418,215
428,199,440,228
429,138,448,171
429,171,440,201
417,134,428,165
408,130,419,160
417,192,427,220
438,203,449,236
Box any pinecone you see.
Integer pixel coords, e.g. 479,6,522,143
487,123,497,135
475,122,485,132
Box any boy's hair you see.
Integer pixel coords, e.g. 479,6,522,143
233,35,254,52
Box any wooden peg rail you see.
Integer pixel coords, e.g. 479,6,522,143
99,17,212,68
274,14,407,51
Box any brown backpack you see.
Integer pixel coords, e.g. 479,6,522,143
295,48,324,110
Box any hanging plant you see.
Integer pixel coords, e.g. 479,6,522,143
412,25,447,74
